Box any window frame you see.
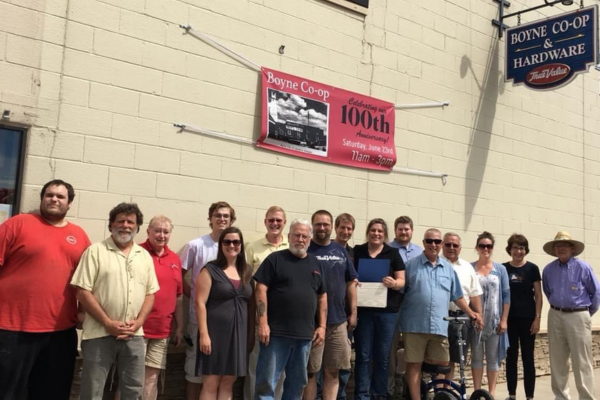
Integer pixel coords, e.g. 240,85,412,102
323,0,368,15
0,125,28,216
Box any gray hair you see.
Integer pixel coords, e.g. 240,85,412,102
288,218,313,235
443,232,461,242
148,215,173,230
424,228,442,238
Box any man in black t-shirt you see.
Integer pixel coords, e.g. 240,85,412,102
254,219,327,400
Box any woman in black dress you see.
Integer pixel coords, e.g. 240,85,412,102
195,227,255,400
503,233,542,400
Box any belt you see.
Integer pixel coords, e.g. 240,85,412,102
550,305,589,313
448,310,465,317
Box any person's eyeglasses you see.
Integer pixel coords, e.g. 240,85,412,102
213,213,231,219
424,239,442,245
444,243,460,249
291,233,310,241
511,246,526,252
267,218,284,223
223,239,241,247
477,244,494,250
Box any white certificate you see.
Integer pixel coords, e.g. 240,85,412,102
357,282,387,308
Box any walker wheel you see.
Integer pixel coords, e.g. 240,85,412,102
470,389,494,400
433,391,455,400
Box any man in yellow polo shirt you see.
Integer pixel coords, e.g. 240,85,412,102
244,205,289,400
72,203,159,400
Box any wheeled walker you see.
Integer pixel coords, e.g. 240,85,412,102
402,316,494,400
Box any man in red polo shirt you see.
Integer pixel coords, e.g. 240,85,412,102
0,179,91,399
140,215,184,399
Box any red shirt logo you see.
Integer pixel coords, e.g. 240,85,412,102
66,236,77,245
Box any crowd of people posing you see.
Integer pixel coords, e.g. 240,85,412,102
0,179,599,400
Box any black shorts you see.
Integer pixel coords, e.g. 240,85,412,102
448,313,471,364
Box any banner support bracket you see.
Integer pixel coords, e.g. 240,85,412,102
174,123,449,184
492,0,576,38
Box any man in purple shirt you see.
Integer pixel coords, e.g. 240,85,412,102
542,231,600,400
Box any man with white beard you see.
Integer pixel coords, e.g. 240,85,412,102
253,219,328,400
72,203,159,399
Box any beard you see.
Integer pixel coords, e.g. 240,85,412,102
289,246,307,258
314,231,330,241
112,229,136,244
40,207,68,222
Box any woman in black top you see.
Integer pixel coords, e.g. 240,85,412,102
503,234,542,400
353,218,405,400
196,227,254,400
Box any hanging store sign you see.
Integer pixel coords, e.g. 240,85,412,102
258,67,396,171
505,5,598,90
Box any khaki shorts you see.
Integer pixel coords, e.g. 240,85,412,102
307,322,351,373
185,323,203,383
144,338,169,369
403,332,449,363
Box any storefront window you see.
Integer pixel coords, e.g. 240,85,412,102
0,127,26,223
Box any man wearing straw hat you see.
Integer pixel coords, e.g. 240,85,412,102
542,231,600,400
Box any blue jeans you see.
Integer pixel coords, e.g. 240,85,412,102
353,309,398,400
316,368,351,399
338,368,351,399
255,335,312,400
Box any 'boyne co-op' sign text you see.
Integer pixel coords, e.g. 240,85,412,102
505,5,597,90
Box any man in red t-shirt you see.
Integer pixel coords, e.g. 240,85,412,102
0,179,91,399
139,215,184,399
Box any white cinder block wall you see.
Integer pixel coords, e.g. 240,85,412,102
2,0,600,328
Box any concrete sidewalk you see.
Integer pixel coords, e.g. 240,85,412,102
489,368,600,399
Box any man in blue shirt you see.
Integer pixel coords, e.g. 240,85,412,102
542,231,600,400
399,228,482,400
387,215,423,396
304,210,358,400
387,216,423,263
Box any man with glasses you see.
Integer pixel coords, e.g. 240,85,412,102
304,210,357,400
542,231,600,400
254,219,327,400
244,206,289,400
180,201,236,400
441,232,482,383
399,229,482,400
138,215,184,400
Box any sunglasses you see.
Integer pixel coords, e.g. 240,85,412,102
444,243,460,249
424,238,442,245
223,239,241,247
477,243,494,250
213,213,231,219
267,218,284,223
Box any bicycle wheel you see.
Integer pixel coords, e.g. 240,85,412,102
433,391,456,400
470,389,494,400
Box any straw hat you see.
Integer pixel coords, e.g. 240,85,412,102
543,231,585,257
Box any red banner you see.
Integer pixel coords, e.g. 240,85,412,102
258,67,396,171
